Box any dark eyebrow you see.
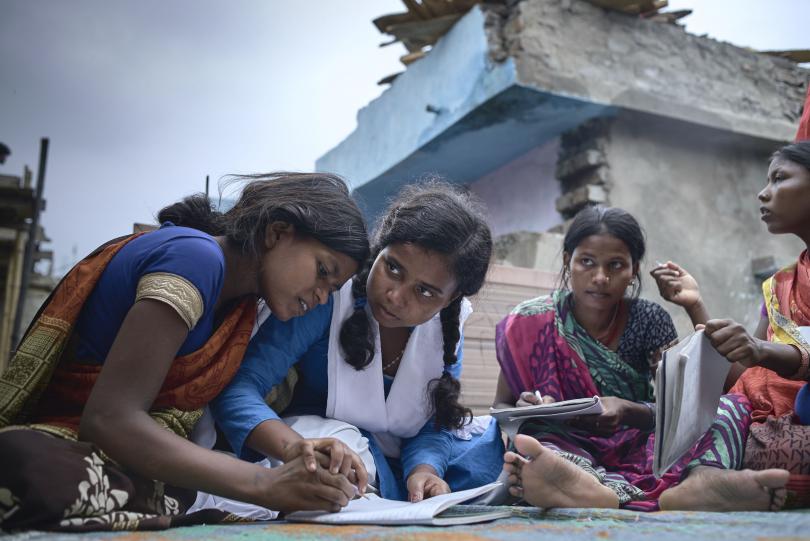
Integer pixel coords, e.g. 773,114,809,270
388,255,445,295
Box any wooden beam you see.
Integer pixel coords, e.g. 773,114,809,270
760,49,810,63
400,50,427,65
402,0,432,20
385,13,462,50
646,9,691,23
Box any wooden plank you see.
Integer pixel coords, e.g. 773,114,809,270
385,13,463,50
373,12,418,34
400,51,426,65
761,49,810,63
586,0,665,15
402,0,432,20
646,9,690,23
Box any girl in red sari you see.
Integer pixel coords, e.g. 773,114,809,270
0,173,370,531
655,140,810,507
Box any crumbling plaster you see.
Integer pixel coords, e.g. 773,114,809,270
496,0,807,142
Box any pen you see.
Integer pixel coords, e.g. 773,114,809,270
354,486,371,500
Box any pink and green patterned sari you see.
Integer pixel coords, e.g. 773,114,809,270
496,290,751,511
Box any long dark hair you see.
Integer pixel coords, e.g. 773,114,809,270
560,205,646,298
339,181,492,430
772,141,810,172
157,172,370,266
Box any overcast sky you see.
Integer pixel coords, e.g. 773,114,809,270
1,0,808,275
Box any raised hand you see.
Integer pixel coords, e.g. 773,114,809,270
651,261,702,309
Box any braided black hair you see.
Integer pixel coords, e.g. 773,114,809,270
339,181,493,430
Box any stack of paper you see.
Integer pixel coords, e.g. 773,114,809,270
654,330,730,477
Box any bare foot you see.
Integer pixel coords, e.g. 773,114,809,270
503,434,619,508
659,466,789,512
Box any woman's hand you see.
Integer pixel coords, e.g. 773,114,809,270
703,319,762,368
650,261,702,310
569,396,627,437
406,465,450,502
281,437,369,494
259,456,357,513
515,391,556,407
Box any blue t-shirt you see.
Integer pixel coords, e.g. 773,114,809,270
73,224,225,363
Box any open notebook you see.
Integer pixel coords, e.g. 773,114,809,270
654,330,730,477
286,482,510,526
490,396,603,441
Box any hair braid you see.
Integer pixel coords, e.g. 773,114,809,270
439,297,462,366
430,297,471,429
339,257,376,369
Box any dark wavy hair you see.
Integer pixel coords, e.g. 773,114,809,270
772,141,810,172
560,205,646,298
339,181,493,430
157,172,370,267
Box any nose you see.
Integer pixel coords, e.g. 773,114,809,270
387,284,405,308
593,267,609,285
758,184,771,202
313,286,328,306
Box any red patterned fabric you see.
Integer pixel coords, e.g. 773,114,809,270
797,85,810,142
731,251,810,421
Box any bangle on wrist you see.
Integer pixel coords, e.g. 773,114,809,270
788,344,810,381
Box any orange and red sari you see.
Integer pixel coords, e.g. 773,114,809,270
0,235,255,531
731,250,810,507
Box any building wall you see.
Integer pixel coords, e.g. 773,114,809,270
499,0,806,142
468,138,561,239
316,6,516,188
605,112,805,335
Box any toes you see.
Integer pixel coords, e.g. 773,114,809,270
508,485,524,498
756,468,790,490
514,434,544,459
504,451,524,465
770,487,788,511
507,473,522,487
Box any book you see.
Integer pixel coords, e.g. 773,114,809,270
490,396,603,441
653,330,730,477
286,482,511,526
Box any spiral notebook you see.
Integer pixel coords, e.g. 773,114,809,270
490,396,603,441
